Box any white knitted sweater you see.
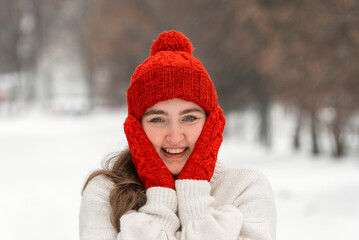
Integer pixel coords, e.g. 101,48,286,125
79,162,276,240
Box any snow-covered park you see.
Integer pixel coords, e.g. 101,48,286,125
1,107,358,240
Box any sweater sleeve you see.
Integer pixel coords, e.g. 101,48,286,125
233,170,276,240
80,176,180,240
118,187,180,240
175,171,276,240
175,180,243,240
79,175,118,240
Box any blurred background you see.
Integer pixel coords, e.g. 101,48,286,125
0,0,358,239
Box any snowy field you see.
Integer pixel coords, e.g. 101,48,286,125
1,107,358,240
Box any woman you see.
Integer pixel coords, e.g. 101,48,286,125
80,30,276,240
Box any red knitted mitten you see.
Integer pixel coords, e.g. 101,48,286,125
177,107,225,181
124,115,175,189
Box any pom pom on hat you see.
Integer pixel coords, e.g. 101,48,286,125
150,30,194,56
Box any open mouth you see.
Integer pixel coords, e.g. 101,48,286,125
161,147,189,157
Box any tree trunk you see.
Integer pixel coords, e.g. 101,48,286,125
310,109,320,155
293,111,302,150
332,115,345,158
258,99,271,147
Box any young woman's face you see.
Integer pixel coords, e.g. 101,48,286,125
141,98,207,176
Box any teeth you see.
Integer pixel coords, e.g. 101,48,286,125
164,148,186,154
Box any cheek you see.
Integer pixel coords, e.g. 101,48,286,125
142,127,164,150
187,122,206,147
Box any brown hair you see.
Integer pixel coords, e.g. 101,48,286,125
82,148,146,232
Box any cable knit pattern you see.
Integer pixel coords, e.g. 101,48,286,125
79,162,276,240
124,115,175,189
178,107,225,181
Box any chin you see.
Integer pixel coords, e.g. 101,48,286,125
167,164,184,176
169,168,182,176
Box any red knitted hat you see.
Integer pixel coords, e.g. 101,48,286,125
127,30,218,119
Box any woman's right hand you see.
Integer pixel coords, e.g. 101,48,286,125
124,115,175,189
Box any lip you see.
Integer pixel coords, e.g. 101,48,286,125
161,147,189,159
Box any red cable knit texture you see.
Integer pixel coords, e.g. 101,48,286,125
178,107,226,181
124,115,175,189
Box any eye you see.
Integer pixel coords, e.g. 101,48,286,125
149,117,164,123
183,115,198,122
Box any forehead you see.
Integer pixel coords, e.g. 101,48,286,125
145,98,205,113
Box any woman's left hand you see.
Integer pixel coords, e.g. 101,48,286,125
175,108,244,240
177,107,225,181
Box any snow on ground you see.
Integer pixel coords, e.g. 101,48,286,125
0,107,358,240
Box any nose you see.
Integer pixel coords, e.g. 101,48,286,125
166,122,184,144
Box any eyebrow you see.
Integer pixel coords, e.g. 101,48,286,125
143,108,203,117
179,108,203,115
143,110,168,117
